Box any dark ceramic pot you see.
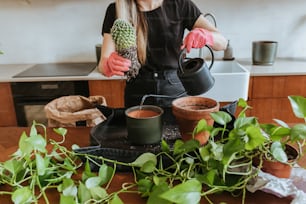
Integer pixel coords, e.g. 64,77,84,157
125,105,164,145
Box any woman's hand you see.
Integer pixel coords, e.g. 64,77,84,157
181,28,214,53
102,52,131,77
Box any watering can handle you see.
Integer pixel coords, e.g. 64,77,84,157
179,45,215,71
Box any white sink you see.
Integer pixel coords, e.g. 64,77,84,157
201,60,250,102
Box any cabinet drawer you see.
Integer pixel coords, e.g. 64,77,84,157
251,76,306,98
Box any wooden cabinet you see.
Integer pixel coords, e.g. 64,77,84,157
248,75,306,123
0,83,17,126
89,80,126,108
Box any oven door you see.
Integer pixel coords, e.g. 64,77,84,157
14,99,49,127
11,81,90,127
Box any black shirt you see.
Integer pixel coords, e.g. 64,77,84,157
102,0,202,72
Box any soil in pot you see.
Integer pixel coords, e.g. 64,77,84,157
127,109,160,118
172,96,219,145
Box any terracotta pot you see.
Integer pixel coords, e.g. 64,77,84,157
172,96,219,145
254,145,298,178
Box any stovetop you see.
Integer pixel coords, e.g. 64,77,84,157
13,62,96,78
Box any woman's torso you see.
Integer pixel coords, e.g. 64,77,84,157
102,0,201,72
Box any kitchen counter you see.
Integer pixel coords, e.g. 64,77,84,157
0,63,125,82
238,58,306,76
0,58,306,82
0,126,293,204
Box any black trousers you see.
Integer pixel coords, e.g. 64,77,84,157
124,70,187,108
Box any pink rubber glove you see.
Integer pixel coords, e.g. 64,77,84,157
181,28,214,53
103,52,131,77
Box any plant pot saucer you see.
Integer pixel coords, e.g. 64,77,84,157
74,106,181,171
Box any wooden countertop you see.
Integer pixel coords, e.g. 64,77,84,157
0,127,293,203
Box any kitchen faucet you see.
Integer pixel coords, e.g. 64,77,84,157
204,13,217,28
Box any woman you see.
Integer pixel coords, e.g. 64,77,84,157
98,0,227,108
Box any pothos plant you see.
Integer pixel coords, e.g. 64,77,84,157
0,121,136,204
0,95,305,204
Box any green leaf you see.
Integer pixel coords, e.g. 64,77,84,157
271,141,288,163
98,164,114,185
210,141,224,161
196,170,217,186
83,159,96,180
59,179,78,197
153,176,167,186
199,145,210,161
290,124,306,141
27,134,47,153
147,183,171,204
85,176,102,189
29,122,38,136
35,154,49,176
161,139,170,152
237,98,251,118
138,178,153,196
63,157,78,172
54,127,68,137
210,111,232,126
110,194,124,204
173,140,200,156
77,182,91,203
269,126,291,141
245,126,266,150
288,95,306,119
234,117,257,129
193,119,209,133
140,160,156,173
222,137,244,167
160,179,202,204
237,98,248,108
18,132,33,156
173,140,184,155
59,195,76,204
132,153,157,168
12,187,34,204
3,159,24,175
273,119,289,128
89,186,108,200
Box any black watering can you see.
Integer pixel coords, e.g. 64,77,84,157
178,45,215,95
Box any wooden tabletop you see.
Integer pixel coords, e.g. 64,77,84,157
0,127,292,204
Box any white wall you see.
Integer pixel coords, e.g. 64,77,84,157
1,0,306,64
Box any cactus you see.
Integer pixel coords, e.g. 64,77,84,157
111,19,141,81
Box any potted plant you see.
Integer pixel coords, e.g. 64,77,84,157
254,95,306,178
193,95,306,179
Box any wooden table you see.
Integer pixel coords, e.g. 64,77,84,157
0,127,293,204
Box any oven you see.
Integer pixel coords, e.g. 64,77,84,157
11,81,89,127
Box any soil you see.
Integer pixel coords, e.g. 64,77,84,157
127,109,160,118
183,104,214,110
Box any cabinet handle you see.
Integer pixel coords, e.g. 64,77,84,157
41,84,59,90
